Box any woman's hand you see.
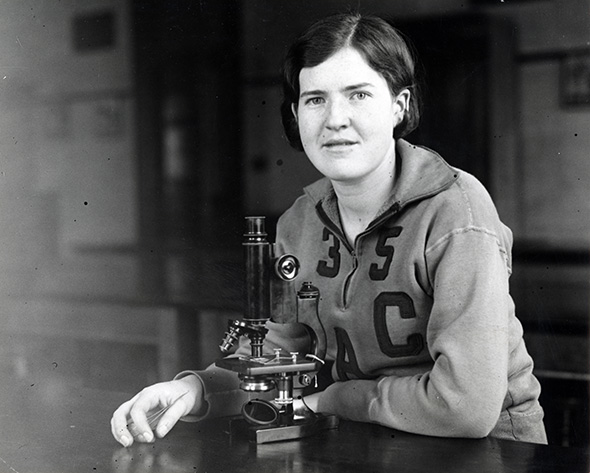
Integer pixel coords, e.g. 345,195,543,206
303,391,322,413
110,375,203,447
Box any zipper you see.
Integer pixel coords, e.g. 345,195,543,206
315,201,403,310
342,250,358,309
341,202,402,309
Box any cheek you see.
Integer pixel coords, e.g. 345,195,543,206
296,113,318,143
363,113,395,149
377,106,397,136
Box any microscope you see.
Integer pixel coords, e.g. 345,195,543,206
215,216,338,444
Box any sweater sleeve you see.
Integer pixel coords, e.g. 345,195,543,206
317,228,511,438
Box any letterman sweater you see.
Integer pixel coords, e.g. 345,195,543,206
178,139,546,443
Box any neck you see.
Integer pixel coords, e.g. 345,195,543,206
332,146,397,245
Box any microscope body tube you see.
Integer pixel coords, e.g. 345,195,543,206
270,271,297,324
243,217,271,358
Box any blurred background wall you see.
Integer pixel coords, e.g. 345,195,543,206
0,0,588,447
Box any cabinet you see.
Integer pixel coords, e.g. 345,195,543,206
242,83,322,217
397,14,518,219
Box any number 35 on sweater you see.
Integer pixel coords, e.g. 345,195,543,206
317,226,425,380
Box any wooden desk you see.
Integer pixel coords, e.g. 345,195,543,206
0,379,587,473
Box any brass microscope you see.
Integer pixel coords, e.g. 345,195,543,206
215,216,338,444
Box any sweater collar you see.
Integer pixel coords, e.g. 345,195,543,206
303,139,459,223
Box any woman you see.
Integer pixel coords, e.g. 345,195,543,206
111,13,547,446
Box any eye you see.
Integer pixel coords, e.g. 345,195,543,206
352,91,368,100
305,96,324,106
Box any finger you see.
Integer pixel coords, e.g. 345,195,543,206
128,400,158,443
111,416,133,447
111,401,136,447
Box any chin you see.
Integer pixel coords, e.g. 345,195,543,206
307,158,362,181
323,170,367,184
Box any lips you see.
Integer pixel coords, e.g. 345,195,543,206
323,139,358,148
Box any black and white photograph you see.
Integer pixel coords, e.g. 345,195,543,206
0,1,588,471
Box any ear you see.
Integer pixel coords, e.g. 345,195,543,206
291,103,298,122
393,89,410,124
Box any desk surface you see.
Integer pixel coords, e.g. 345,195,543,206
0,378,588,473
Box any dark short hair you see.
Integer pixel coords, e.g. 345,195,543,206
281,13,421,151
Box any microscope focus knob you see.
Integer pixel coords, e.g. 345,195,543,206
275,255,300,281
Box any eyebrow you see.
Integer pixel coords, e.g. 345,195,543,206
299,82,375,98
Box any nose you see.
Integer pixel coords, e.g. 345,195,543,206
325,98,350,130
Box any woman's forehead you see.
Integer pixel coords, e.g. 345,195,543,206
298,47,386,93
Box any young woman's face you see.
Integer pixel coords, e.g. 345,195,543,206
293,47,406,185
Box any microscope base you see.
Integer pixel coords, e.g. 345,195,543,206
229,414,339,444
